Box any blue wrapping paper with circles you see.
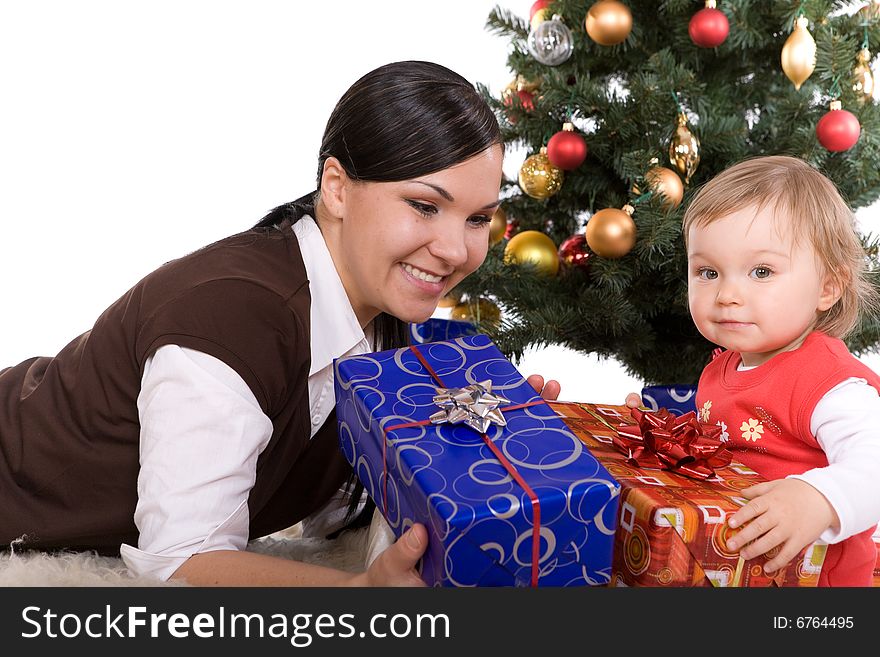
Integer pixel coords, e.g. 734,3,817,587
640,384,698,416
334,333,620,587
408,318,478,344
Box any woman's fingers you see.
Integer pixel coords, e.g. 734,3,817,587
526,374,545,394
526,374,561,400
541,379,561,400
624,392,642,408
375,525,428,587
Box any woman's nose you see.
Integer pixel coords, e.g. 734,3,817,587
428,220,469,267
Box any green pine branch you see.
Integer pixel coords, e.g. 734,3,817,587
470,0,880,385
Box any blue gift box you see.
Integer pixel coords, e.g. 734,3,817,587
409,318,478,344
640,384,698,416
334,334,620,587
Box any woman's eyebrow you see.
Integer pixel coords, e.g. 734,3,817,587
413,181,453,201
411,181,500,210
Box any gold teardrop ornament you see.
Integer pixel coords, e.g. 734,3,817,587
668,113,700,184
852,48,875,101
781,15,816,91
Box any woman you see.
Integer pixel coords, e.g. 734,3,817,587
0,60,559,586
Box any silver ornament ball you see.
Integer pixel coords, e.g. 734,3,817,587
528,15,574,66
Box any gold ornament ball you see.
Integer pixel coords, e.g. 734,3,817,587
781,15,816,91
437,290,462,308
585,0,633,46
646,166,684,210
584,207,636,259
503,75,542,101
503,230,560,276
508,74,541,95
518,148,564,200
450,298,501,326
489,206,508,246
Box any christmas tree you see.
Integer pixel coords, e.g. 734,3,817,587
455,0,880,385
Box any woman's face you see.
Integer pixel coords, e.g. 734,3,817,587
329,145,503,325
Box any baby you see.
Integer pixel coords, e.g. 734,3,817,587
631,155,880,586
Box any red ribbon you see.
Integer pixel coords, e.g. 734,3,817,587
614,408,731,480
381,344,544,587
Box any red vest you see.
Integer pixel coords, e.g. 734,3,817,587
696,331,880,586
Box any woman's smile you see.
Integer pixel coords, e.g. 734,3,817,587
399,262,447,294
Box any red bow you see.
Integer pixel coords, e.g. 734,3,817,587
615,408,731,480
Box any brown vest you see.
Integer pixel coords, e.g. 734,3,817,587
0,222,351,555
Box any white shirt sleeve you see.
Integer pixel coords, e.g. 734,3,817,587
789,378,880,544
120,344,273,581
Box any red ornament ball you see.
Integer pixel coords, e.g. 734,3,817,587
529,0,550,20
816,107,861,152
504,218,520,240
503,90,535,125
688,7,729,48
517,89,535,112
547,128,588,170
558,233,592,269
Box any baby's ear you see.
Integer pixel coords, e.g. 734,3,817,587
817,271,844,312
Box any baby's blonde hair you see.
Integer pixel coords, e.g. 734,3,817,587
682,155,876,338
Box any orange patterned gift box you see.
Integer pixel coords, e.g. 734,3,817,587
548,401,826,587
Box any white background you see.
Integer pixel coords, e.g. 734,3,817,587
1,0,878,403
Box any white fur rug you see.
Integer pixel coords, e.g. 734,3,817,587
0,524,370,587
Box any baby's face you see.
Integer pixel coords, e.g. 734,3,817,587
686,204,838,367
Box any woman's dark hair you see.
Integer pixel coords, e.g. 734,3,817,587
254,61,502,536
312,59,503,186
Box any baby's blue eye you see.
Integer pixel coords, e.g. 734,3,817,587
698,268,718,280
752,267,772,279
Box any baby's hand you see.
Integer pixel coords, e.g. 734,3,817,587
726,479,837,574
624,392,642,408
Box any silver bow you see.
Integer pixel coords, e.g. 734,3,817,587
429,380,511,433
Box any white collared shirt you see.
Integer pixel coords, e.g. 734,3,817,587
121,215,371,581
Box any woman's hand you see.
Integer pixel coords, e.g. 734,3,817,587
357,523,428,587
527,374,561,400
172,532,427,587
